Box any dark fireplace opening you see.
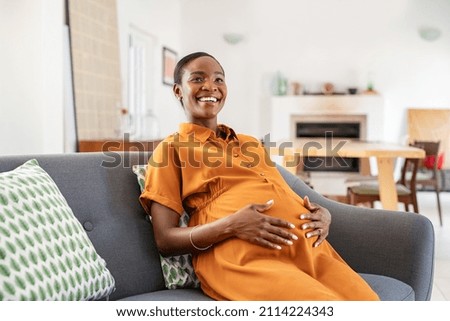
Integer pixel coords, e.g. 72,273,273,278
296,122,361,172
296,122,360,138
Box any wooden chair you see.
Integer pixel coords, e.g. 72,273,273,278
412,141,443,226
347,158,419,212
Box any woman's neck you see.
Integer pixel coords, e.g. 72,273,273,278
190,119,218,134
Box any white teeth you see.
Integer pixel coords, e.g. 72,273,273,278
198,97,218,102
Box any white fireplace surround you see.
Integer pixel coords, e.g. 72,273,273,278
270,95,384,143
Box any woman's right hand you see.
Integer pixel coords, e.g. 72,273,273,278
230,200,298,250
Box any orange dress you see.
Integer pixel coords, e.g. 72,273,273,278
140,123,379,301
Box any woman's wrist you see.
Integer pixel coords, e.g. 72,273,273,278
189,225,213,251
189,216,237,252
218,214,238,239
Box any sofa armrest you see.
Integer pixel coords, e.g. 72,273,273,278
277,165,435,301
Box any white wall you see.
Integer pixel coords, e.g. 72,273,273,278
0,0,64,156
116,0,185,138
179,0,450,142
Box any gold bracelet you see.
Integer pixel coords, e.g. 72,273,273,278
189,225,213,251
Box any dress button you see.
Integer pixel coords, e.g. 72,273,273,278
233,153,239,157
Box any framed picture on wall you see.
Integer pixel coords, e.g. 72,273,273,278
162,47,177,86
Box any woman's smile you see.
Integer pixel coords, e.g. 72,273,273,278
198,96,219,103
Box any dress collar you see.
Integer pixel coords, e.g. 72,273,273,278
178,123,238,143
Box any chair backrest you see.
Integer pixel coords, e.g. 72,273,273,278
399,158,419,191
413,140,441,171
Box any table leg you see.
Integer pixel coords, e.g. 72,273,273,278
376,157,398,210
282,154,297,175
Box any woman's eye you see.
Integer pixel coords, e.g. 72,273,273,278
190,77,203,82
215,78,224,83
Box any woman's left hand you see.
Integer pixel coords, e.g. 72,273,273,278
300,196,331,247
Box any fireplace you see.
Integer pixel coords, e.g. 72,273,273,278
293,115,366,172
270,95,384,175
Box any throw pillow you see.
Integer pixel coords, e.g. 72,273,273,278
0,159,115,300
132,164,200,289
424,153,445,170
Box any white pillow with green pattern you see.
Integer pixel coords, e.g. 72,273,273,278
132,164,200,289
0,159,115,300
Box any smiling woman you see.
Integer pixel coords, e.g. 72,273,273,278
138,52,380,301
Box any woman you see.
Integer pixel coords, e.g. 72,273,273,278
140,52,379,300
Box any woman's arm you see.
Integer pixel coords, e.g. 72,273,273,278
150,200,299,256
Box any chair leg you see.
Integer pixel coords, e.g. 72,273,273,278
412,197,419,214
436,187,443,226
347,189,355,206
411,191,419,213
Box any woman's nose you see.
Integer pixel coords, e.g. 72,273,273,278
201,81,217,91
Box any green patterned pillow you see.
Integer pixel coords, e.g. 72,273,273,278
0,159,115,300
132,164,200,289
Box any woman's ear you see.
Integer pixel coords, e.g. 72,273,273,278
173,83,182,101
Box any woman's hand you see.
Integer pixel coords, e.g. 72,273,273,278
230,200,298,250
300,196,331,247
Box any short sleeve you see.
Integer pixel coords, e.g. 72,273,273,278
139,139,184,216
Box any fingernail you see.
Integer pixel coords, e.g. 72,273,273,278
286,240,293,245
300,214,305,219
314,243,319,247
291,234,298,240
306,233,312,238
275,245,282,250
266,199,274,205
302,224,308,230
289,223,295,229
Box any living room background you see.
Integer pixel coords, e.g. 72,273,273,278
0,0,449,156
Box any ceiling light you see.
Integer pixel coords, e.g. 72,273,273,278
418,26,442,42
223,33,244,45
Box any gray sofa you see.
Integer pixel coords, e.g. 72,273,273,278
0,152,434,300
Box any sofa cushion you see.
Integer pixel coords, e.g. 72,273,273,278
120,274,413,301
119,288,213,301
0,159,115,300
360,273,414,301
132,165,200,289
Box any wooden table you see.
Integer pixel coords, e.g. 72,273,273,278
271,139,425,211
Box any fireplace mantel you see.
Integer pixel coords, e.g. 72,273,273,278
270,95,384,142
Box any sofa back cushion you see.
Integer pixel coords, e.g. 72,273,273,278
0,152,165,300
0,159,116,300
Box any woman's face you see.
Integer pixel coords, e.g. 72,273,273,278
174,56,227,126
